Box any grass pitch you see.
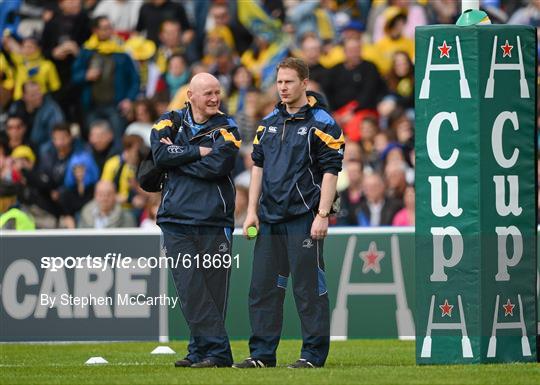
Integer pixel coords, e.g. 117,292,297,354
1,340,539,385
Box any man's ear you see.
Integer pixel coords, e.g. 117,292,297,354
187,89,192,100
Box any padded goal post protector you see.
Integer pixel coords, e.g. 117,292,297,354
415,24,537,364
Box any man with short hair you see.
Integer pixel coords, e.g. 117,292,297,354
17,123,87,227
39,124,76,187
337,159,365,226
8,81,65,150
151,72,241,368
5,115,30,152
326,37,386,113
358,172,402,226
136,0,193,46
299,34,329,90
41,0,91,123
72,16,139,141
154,19,186,74
208,2,253,55
234,57,344,369
88,120,118,172
78,180,136,228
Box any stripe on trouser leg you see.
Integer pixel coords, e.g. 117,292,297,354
223,227,232,244
318,268,327,296
315,238,327,295
223,227,232,319
277,274,288,289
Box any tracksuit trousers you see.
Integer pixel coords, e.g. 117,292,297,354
160,222,233,366
248,212,330,367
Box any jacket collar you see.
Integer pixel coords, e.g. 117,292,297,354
276,93,324,119
182,102,229,136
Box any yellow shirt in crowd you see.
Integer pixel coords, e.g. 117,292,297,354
101,155,135,206
366,36,415,75
318,38,414,76
0,53,15,91
10,52,61,100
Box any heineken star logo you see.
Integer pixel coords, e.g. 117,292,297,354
502,298,515,316
501,40,513,57
438,40,452,58
439,299,453,317
359,242,384,274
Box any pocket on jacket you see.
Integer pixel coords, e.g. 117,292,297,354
161,187,171,212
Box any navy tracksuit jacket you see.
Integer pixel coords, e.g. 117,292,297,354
151,105,241,366
152,107,239,228
248,93,344,367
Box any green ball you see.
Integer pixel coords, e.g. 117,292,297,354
247,226,258,238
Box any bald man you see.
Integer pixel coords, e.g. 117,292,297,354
150,73,242,368
358,173,402,226
78,180,136,228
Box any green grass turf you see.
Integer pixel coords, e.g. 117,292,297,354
1,340,539,385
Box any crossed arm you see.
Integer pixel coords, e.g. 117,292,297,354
151,127,241,180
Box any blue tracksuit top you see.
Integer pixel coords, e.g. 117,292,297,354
151,105,241,227
252,92,344,223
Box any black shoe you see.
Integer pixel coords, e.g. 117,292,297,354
232,357,269,368
191,359,226,368
174,358,192,367
287,359,317,369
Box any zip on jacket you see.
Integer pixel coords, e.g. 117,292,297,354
252,92,344,223
150,105,242,227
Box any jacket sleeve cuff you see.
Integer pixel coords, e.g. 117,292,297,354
252,153,264,168
320,166,340,176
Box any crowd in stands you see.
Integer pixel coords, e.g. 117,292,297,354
0,0,538,230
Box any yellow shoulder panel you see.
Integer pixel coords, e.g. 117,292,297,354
313,128,344,150
253,125,265,145
219,129,242,148
152,119,173,131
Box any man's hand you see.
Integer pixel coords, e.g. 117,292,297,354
199,147,212,157
64,40,79,56
117,193,127,204
60,215,76,229
52,41,80,60
311,174,338,239
160,138,211,158
119,99,132,117
86,67,101,81
131,194,146,209
42,9,54,22
181,30,195,45
243,211,259,239
310,214,329,240
50,190,60,202
160,137,173,145
52,45,68,60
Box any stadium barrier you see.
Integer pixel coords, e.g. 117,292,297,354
1,227,538,343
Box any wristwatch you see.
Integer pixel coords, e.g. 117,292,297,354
317,209,330,218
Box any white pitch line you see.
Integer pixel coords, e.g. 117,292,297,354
0,340,144,345
1,362,174,368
